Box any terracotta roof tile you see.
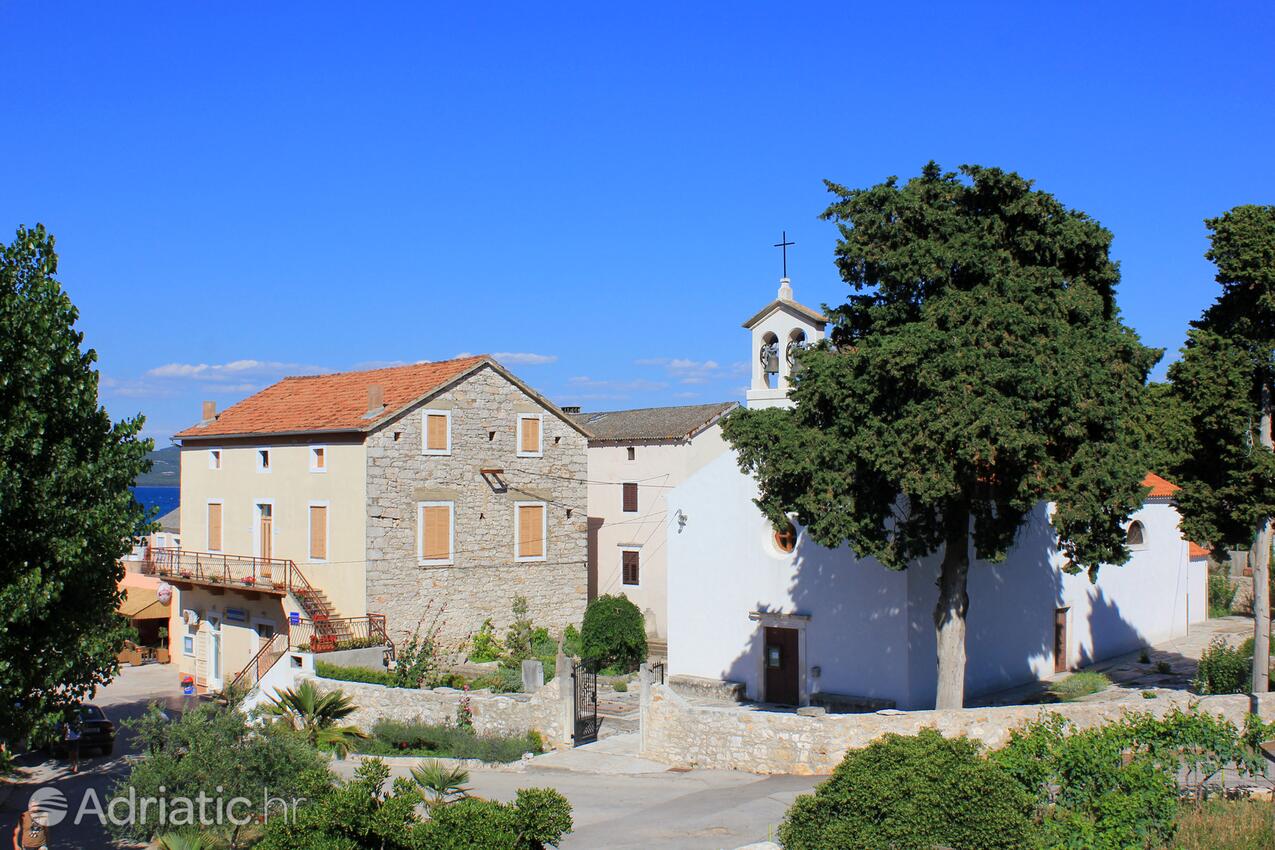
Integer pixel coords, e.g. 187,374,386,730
1142,472,1180,499
174,356,488,438
1188,542,1210,559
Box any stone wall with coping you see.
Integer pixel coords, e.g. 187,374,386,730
364,364,589,648
310,673,566,745
640,683,1275,775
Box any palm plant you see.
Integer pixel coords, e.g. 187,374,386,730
264,680,368,756
410,759,473,808
154,832,206,850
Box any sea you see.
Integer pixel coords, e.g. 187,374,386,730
131,486,180,517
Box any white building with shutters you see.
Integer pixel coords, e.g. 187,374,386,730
664,277,1208,710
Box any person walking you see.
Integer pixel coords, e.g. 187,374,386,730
63,715,81,775
13,798,49,850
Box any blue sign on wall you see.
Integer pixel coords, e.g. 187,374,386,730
224,608,247,624
289,611,300,626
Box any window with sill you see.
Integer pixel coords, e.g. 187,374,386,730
516,501,547,561
622,549,640,585
423,410,451,455
310,446,327,472
418,501,454,565
517,414,543,457
622,482,638,513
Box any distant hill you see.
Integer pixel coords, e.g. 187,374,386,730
135,445,180,487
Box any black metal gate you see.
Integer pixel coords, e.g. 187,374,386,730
572,659,599,746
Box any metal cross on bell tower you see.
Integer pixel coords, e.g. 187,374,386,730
773,231,795,278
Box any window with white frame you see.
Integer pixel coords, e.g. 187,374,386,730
418,501,455,566
208,449,222,470
422,410,452,455
515,500,547,561
207,500,224,552
256,448,271,472
621,547,640,585
310,446,327,472
517,414,543,458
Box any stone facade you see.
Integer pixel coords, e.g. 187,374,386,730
364,363,589,648
309,673,565,744
640,682,1275,775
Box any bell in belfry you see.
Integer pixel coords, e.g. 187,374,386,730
760,341,779,376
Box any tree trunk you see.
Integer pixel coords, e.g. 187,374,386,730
934,502,971,710
1253,380,1272,695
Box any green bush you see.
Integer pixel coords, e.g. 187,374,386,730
315,660,394,686
562,624,583,657
580,594,647,672
1193,637,1251,694
1208,572,1237,618
259,758,572,850
779,729,1034,850
366,718,542,762
469,618,503,663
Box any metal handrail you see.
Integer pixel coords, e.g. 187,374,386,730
228,632,289,694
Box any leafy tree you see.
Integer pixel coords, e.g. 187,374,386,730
1133,382,1194,477
1167,205,1275,693
264,680,369,756
109,700,331,848
723,164,1155,708
0,224,152,744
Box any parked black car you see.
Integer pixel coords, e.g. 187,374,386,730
46,705,116,757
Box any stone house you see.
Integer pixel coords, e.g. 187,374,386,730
160,355,591,691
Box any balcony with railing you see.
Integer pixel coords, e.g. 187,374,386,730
142,547,295,595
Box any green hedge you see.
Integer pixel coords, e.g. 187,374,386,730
315,660,394,686
363,718,543,763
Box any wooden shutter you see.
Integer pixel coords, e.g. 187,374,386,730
520,416,540,453
622,550,640,585
426,413,449,451
207,503,222,551
309,505,328,560
622,482,638,512
518,504,545,558
421,504,451,562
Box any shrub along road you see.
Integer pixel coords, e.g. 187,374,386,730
331,734,821,849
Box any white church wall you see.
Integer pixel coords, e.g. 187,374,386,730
903,501,1194,707
667,451,911,705
669,447,1202,711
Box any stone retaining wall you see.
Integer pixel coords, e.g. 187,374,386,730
641,683,1275,775
311,674,565,745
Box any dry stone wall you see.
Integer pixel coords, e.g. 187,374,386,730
641,684,1275,775
364,364,589,648
310,674,565,744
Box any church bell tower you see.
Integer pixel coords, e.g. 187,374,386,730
743,275,828,410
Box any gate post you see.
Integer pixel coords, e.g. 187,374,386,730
556,645,573,747
638,662,652,754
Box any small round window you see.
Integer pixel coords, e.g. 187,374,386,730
773,521,797,554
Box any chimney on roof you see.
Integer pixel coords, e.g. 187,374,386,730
201,400,217,422
561,405,581,414
366,384,385,415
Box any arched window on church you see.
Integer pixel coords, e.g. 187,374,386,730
760,332,779,388
1127,520,1146,548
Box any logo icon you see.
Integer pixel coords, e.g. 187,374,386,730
29,786,68,826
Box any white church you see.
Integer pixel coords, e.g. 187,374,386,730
664,276,1208,710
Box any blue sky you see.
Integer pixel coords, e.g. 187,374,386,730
2,3,1272,442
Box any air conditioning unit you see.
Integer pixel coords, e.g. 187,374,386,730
181,609,200,626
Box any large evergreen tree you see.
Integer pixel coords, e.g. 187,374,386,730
0,224,152,743
722,164,1156,709
1168,204,1275,693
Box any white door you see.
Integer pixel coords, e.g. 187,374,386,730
206,614,223,690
